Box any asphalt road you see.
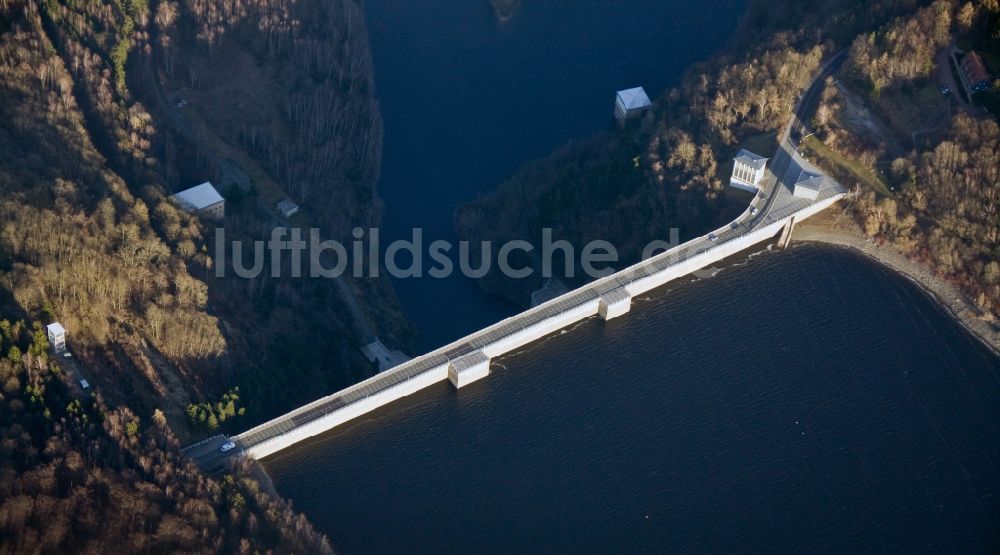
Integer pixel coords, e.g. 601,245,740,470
147,47,378,344
183,50,850,471
697,49,847,250
182,434,234,474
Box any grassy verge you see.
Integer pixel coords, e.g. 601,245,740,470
871,79,949,136
801,135,894,197
742,131,778,155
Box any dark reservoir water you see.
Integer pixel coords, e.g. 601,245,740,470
364,0,744,351
267,245,1000,553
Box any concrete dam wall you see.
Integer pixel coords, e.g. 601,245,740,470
233,192,846,460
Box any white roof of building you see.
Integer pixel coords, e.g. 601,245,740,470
795,170,824,191
47,322,65,335
734,149,769,170
616,87,652,111
171,182,223,210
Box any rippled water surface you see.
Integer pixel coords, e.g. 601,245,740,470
267,245,1000,553
365,0,745,350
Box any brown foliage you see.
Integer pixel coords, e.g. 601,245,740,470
0,330,332,553
0,2,225,366
456,9,836,302
848,0,954,94
854,114,1000,315
176,0,384,237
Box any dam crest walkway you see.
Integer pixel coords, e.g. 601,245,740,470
184,52,849,467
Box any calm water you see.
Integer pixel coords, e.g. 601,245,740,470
269,1,1000,551
365,0,744,351
267,245,1000,553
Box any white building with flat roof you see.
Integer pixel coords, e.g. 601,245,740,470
46,322,66,353
171,182,225,220
730,149,769,192
793,170,824,200
614,87,652,123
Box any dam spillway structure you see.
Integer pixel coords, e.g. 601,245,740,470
184,54,853,466
197,175,846,463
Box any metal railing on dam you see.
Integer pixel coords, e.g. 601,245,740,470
182,51,856,466
233,255,650,450
228,180,847,460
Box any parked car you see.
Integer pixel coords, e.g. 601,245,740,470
751,207,759,216
220,441,236,453
709,233,718,242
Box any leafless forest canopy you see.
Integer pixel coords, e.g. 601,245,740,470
1,0,998,551
0,0,385,550
825,0,1000,317
459,0,1000,322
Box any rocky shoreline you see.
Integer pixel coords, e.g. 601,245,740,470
792,208,1000,357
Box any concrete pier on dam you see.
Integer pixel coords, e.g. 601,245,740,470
200,180,846,463
179,52,852,467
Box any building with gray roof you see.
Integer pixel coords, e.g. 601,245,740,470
730,149,769,192
793,170,824,200
170,182,225,220
614,87,652,124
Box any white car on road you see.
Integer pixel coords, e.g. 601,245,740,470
220,441,236,453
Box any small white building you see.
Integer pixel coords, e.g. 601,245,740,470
730,149,769,192
46,322,66,353
170,182,225,220
361,338,410,371
614,87,652,124
793,170,824,200
277,198,300,219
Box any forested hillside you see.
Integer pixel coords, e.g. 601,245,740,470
0,3,331,551
13,0,410,440
2,0,223,437
824,0,1000,320
161,0,383,237
147,0,414,417
0,0,415,548
457,0,923,305
848,0,953,95
0,318,330,553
